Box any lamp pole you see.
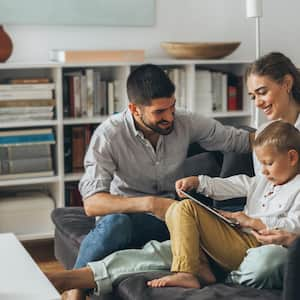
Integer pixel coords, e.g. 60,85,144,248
246,0,263,128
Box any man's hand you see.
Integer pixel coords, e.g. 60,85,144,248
175,176,199,198
147,196,176,220
251,228,298,247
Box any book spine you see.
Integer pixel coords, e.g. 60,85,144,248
72,126,86,172
0,134,55,145
0,90,53,100
0,83,55,91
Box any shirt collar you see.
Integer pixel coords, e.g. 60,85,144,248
125,108,144,138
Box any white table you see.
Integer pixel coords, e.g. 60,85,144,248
0,233,60,300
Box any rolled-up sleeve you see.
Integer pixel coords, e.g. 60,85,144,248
79,133,116,200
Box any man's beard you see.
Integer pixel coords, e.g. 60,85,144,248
140,114,174,135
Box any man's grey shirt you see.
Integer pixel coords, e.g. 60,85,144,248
79,109,250,200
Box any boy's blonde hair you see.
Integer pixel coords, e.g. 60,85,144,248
253,120,300,155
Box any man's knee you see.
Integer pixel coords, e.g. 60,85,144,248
94,214,133,244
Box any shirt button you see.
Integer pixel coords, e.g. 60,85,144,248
155,161,160,165
262,204,265,207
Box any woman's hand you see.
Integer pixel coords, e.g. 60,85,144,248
219,210,266,230
251,228,298,247
175,176,199,198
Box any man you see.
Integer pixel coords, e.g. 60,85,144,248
70,64,251,297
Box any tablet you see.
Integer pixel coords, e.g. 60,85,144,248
180,190,240,228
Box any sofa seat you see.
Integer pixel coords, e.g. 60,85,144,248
117,272,281,300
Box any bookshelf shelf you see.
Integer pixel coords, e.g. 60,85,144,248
64,172,83,182
0,59,253,240
0,176,60,187
63,116,108,125
0,120,58,129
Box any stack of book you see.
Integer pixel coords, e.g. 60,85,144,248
0,128,55,179
0,78,55,121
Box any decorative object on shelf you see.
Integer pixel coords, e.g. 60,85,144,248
0,25,13,62
49,49,145,63
160,41,241,59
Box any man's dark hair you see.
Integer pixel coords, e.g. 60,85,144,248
127,64,175,105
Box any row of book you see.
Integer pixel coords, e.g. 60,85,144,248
63,69,124,118
192,70,243,114
167,68,243,114
0,78,55,121
0,128,55,179
64,125,97,173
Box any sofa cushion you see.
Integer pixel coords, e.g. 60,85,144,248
116,272,281,300
51,207,95,247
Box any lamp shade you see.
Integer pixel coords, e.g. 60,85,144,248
246,0,263,18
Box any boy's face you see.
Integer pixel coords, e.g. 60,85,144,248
255,144,298,185
133,96,176,135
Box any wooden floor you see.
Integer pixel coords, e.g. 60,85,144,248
22,238,65,274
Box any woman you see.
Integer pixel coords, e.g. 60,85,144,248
225,52,300,289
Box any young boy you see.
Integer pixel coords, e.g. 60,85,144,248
148,120,300,288
47,120,300,296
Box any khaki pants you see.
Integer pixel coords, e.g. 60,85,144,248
166,199,260,275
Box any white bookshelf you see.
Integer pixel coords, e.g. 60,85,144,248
0,59,253,240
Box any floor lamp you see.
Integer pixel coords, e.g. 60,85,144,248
246,0,263,128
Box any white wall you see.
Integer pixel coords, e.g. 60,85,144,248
4,0,300,64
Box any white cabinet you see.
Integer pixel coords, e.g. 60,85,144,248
0,59,252,240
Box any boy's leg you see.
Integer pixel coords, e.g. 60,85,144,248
148,199,259,288
226,244,288,289
88,240,172,295
74,213,169,268
47,240,171,296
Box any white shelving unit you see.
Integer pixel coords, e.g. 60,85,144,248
0,59,252,240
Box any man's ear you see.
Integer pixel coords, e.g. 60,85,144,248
288,149,299,166
128,102,142,117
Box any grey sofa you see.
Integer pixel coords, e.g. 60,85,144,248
51,146,283,300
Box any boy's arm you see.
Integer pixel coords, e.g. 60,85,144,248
197,174,255,201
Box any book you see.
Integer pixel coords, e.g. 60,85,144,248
0,99,55,107
0,128,55,146
0,83,55,91
0,128,53,137
0,89,53,101
72,126,86,172
0,144,52,160
1,157,53,174
9,78,50,84
0,111,54,121
49,49,145,63
0,106,53,114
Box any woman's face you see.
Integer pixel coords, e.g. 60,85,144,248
247,74,290,121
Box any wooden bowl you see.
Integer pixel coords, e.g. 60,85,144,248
160,41,241,59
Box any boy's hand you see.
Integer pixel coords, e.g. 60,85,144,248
176,176,199,198
218,210,252,228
